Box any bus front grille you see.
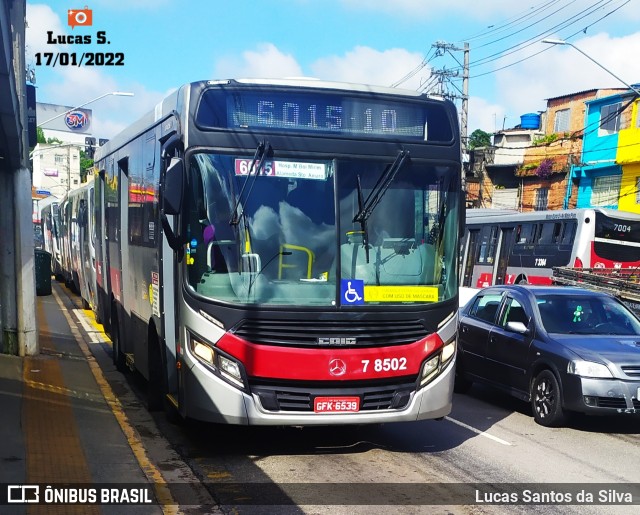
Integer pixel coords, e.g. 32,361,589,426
251,380,417,412
232,318,427,347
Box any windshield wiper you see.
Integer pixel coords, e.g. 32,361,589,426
229,140,272,226
354,174,370,263
352,149,410,225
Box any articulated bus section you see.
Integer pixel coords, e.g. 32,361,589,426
461,208,640,288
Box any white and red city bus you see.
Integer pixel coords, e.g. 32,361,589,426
93,78,462,425
461,207,640,288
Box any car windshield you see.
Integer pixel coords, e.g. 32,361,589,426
536,294,640,335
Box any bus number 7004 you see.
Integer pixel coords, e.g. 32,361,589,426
613,224,631,232
361,357,408,373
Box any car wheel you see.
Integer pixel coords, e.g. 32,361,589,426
531,370,565,427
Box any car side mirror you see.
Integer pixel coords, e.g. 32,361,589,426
506,321,529,334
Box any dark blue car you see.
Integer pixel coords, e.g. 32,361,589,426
456,285,640,427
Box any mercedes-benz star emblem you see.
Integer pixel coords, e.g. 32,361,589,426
329,358,347,377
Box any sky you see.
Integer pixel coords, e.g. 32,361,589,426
25,0,640,141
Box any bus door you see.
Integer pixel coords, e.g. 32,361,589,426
95,174,108,326
118,158,133,347
493,226,515,285
462,229,480,287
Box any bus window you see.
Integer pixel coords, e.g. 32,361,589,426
561,220,577,245
477,225,498,264
538,222,559,245
516,223,535,245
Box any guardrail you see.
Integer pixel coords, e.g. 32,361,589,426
552,267,640,315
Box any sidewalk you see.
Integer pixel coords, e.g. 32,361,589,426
0,281,217,514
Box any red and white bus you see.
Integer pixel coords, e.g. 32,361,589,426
93,78,463,425
461,208,640,288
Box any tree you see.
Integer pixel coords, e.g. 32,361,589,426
36,127,63,145
80,151,94,183
468,129,492,149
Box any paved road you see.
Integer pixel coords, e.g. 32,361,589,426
59,283,640,515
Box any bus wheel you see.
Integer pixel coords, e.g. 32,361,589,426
148,332,182,423
516,276,528,285
111,312,126,373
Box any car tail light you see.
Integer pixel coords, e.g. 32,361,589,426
574,257,583,268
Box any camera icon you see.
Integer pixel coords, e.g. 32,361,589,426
68,6,93,29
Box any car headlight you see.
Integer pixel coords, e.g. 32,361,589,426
419,338,456,388
567,360,613,379
189,334,246,389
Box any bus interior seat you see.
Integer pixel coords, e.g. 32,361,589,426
340,239,436,285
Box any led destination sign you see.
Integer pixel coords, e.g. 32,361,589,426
196,89,454,141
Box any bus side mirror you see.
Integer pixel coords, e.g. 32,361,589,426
163,157,184,215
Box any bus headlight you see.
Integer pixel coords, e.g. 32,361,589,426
219,355,244,388
189,333,247,390
419,337,456,388
193,340,214,366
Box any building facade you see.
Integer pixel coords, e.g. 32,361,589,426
566,90,634,209
615,95,640,214
466,88,634,213
31,143,82,199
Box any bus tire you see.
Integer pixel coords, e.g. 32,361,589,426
516,276,528,285
148,330,183,423
111,311,126,373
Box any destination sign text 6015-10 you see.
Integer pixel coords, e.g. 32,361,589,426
196,89,455,141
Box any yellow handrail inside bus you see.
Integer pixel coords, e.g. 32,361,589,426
278,244,315,279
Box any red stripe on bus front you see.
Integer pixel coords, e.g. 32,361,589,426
215,332,444,380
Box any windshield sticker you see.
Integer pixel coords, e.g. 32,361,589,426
235,159,326,180
573,305,583,322
364,286,439,303
341,279,364,305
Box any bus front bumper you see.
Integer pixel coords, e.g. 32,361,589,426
181,357,455,426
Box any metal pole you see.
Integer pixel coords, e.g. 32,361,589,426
36,91,134,128
542,39,640,97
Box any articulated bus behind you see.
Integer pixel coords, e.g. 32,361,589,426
57,181,97,312
40,201,63,278
461,208,640,287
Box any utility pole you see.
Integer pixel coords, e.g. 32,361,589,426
461,42,469,158
428,41,470,159
428,41,470,194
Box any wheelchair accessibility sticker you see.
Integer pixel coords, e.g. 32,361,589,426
341,279,364,305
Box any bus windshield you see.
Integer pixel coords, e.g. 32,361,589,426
594,211,640,263
185,152,459,307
